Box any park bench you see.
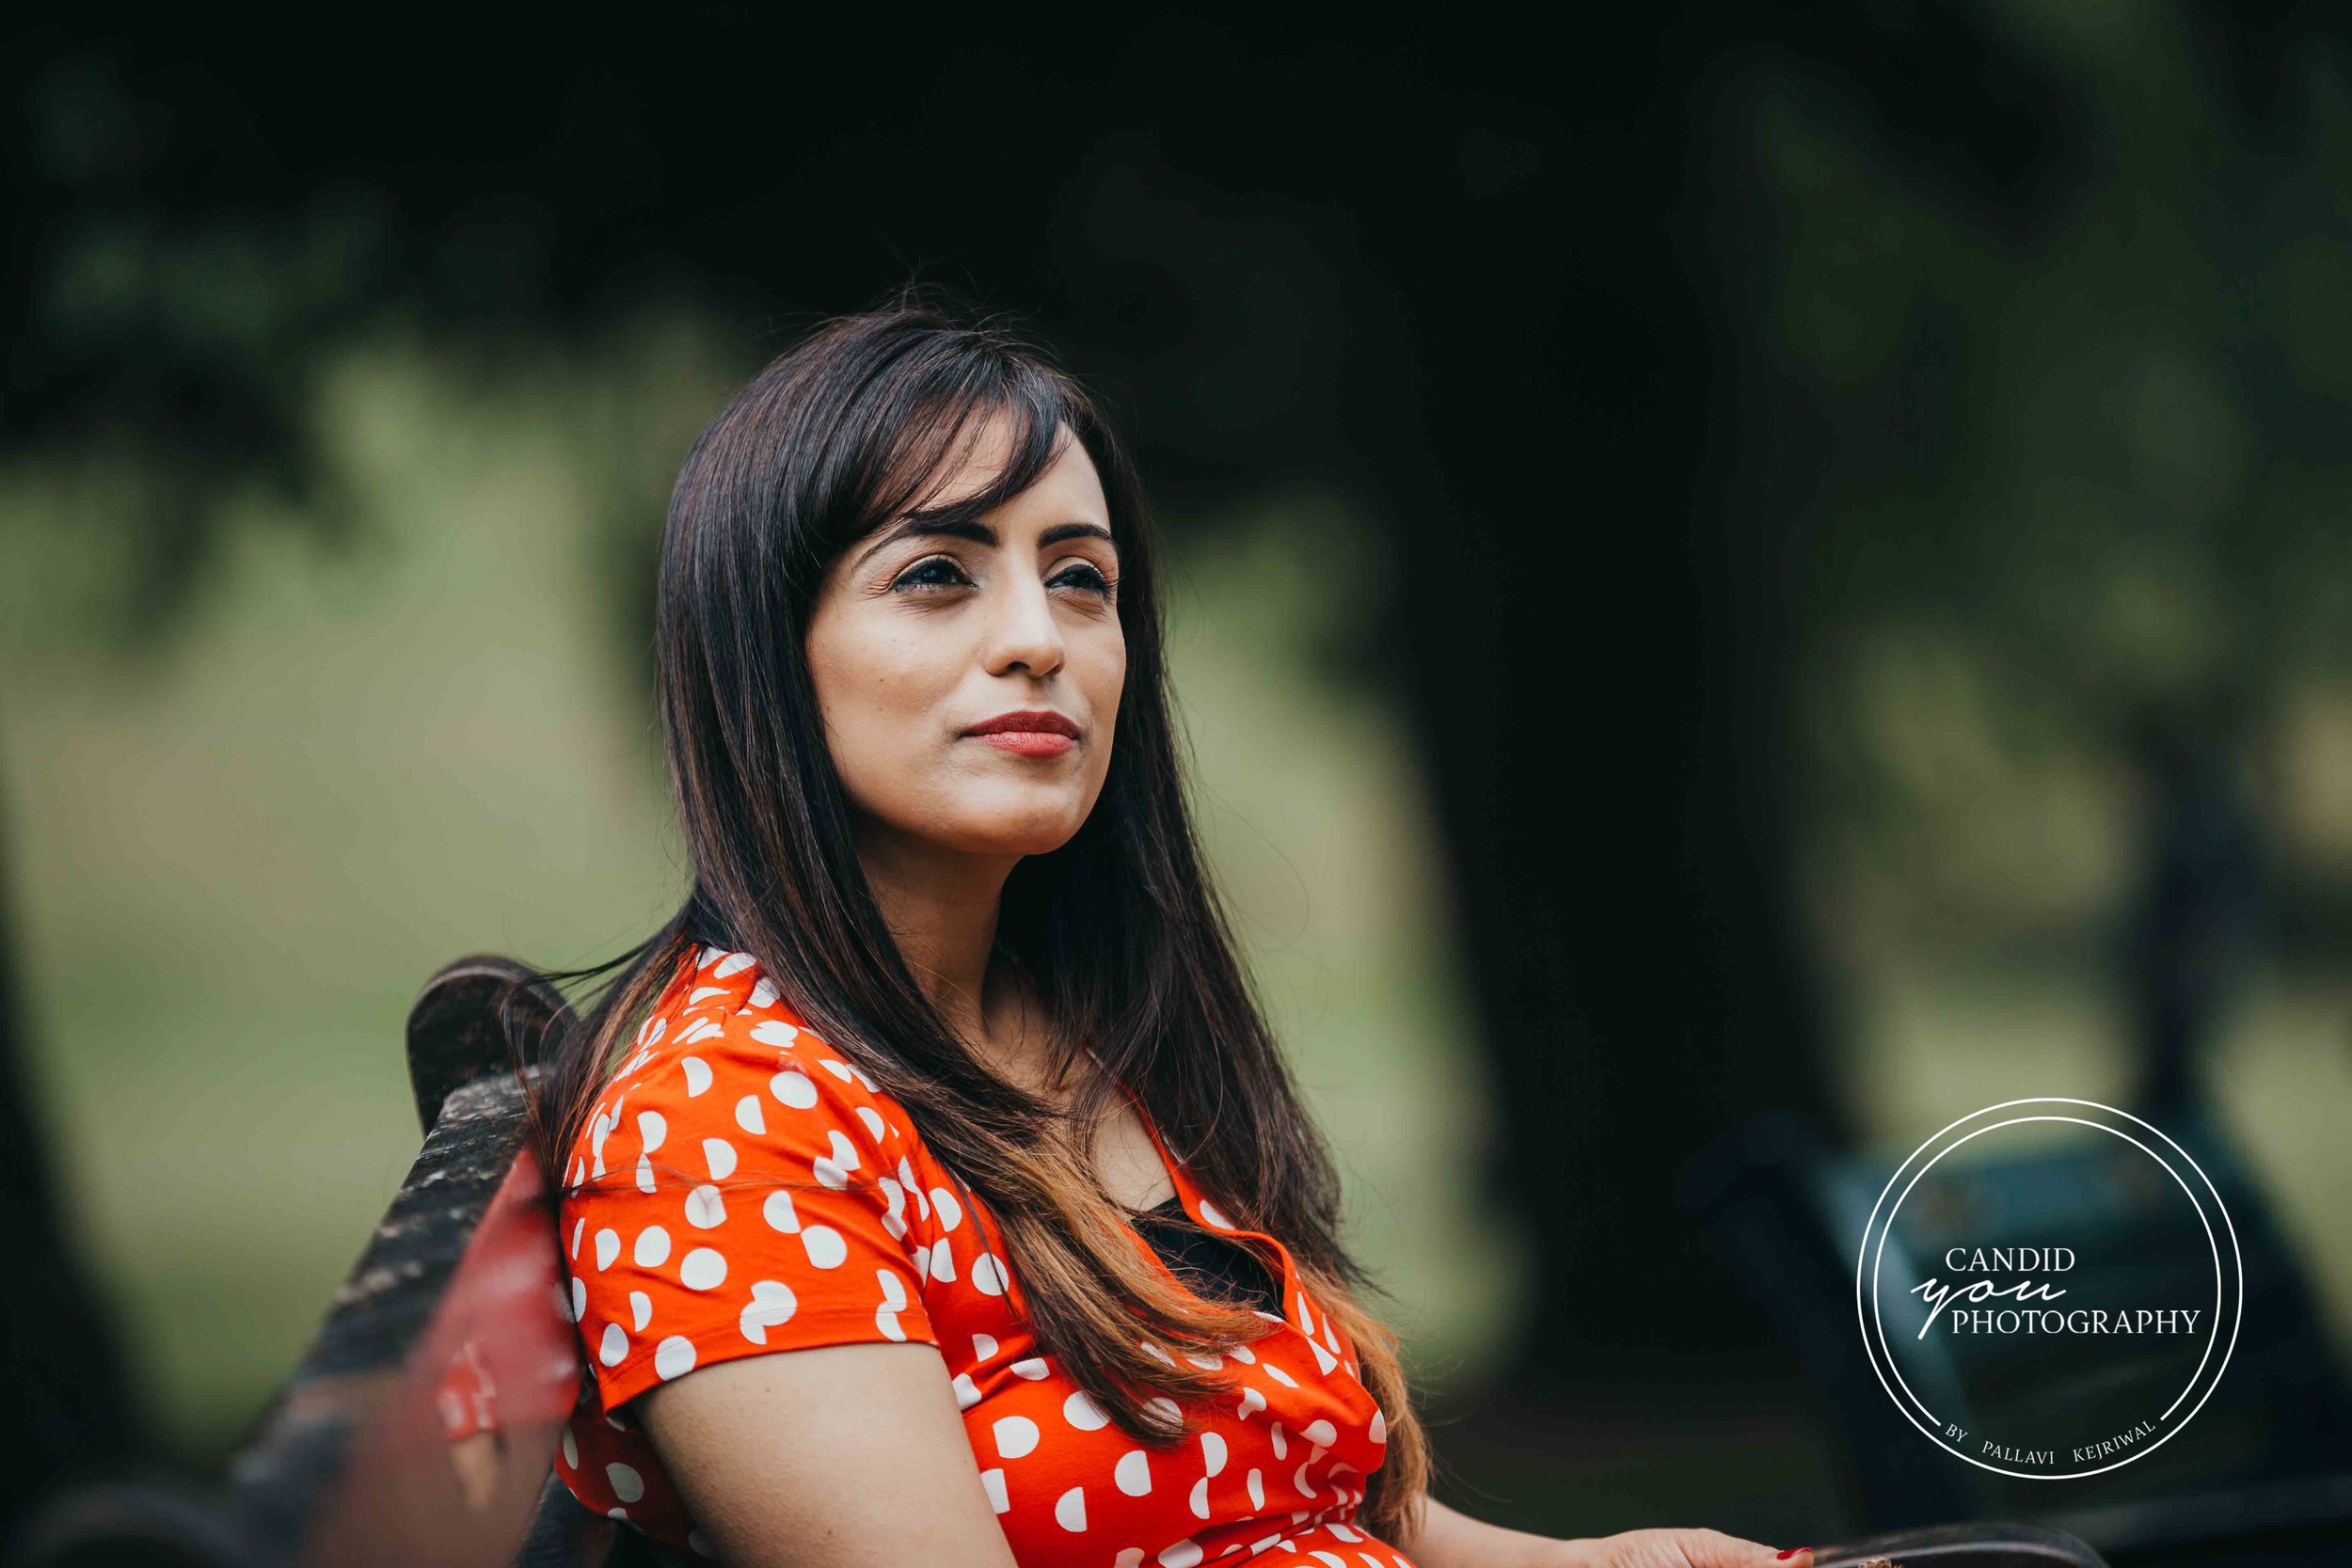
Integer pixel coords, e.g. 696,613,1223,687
10,956,2117,1568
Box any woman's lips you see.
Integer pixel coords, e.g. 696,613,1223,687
972,730,1075,756
961,709,1080,756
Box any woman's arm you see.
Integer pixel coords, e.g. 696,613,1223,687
1391,1491,1811,1568
637,1339,1022,1568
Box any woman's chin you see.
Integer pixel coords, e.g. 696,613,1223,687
938,802,1092,858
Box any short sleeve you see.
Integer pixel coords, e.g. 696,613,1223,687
560,984,940,1414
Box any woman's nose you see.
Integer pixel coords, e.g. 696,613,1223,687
983,575,1065,677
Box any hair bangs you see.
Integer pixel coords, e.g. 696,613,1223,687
850,349,1079,549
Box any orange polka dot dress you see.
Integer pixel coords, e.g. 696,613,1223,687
554,944,1417,1568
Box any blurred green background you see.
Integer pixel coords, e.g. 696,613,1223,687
8,1,2352,1557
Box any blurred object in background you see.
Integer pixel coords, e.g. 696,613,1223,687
0,797,149,1532
2120,714,2269,1120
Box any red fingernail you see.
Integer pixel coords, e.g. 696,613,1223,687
1775,1552,1811,1561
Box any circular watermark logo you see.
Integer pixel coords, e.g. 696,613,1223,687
1853,1098,2244,1480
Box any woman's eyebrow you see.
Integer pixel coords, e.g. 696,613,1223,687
1039,520,1117,552
852,517,1117,572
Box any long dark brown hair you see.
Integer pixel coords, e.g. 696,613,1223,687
511,283,1430,1544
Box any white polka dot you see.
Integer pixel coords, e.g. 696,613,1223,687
687,1528,717,1558
636,1111,666,1152
973,1332,999,1361
681,1248,727,1290
634,1152,655,1194
1115,1551,1145,1568
681,1056,712,1097
570,1276,586,1323
763,1190,800,1232
752,1021,801,1048
930,1238,957,1282
696,944,724,969
1327,1523,1360,1543
1236,1386,1266,1420
686,1185,725,1228
703,1137,737,1180
735,1096,766,1135
1197,1199,1233,1229
606,1462,645,1502
1063,1390,1109,1430
813,1130,860,1188
633,1227,671,1268
1302,1419,1337,1447
1201,1432,1227,1476
980,1468,1009,1514
1158,1539,1202,1567
971,1252,1008,1295
771,1069,817,1107
818,1057,854,1083
714,952,754,977
561,1427,578,1468
1229,1343,1256,1364
1308,1340,1338,1375
595,1229,620,1270
856,1105,887,1142
954,1373,982,1411
1246,1467,1264,1509
679,1019,723,1044
1147,1396,1183,1426
740,1280,796,1343
655,1336,696,1380
747,976,779,1008
570,1218,584,1259
1369,1408,1387,1443
629,1291,651,1331
930,1185,963,1229
598,1323,627,1366
1188,1477,1210,1518
1294,1459,1317,1497
1010,1355,1049,1380
993,1415,1040,1459
1270,1423,1287,1459
801,1225,847,1269
1307,1554,1343,1568
1055,1485,1088,1532
1115,1449,1152,1496
1263,1363,1298,1389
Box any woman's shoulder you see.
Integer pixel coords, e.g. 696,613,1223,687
555,944,952,1410
559,944,931,1198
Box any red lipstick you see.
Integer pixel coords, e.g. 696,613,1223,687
961,709,1080,757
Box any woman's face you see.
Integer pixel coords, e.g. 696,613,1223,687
805,414,1125,864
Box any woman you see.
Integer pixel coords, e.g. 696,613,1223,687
520,293,1808,1568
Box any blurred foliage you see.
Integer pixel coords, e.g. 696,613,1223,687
1726,2,2352,1366
1745,6,2352,957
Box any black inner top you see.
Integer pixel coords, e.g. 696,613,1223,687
1126,1194,1283,1315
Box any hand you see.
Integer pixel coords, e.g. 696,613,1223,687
1534,1528,1812,1568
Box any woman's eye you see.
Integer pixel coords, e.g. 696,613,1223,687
1051,562,1114,596
891,557,972,593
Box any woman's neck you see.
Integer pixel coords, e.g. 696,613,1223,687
852,823,1068,1102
